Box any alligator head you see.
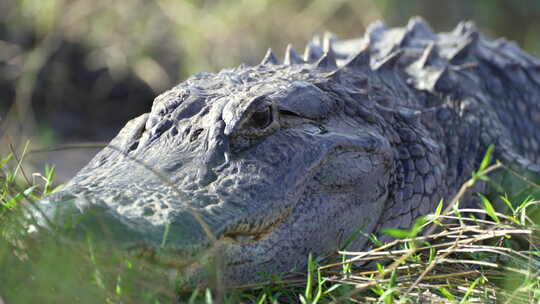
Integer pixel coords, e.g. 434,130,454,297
36,22,447,286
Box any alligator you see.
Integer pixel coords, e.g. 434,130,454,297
37,17,540,286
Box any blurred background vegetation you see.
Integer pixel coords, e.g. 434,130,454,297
2,0,540,181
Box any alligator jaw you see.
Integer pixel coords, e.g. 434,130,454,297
220,206,293,245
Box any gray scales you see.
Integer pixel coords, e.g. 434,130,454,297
38,18,540,286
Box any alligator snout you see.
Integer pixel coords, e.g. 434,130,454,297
37,189,214,253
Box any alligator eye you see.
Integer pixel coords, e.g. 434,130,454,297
249,106,273,129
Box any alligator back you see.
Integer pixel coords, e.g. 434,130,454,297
329,18,540,161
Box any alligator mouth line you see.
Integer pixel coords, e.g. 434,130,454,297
127,243,202,269
123,206,293,272
127,206,292,261
220,206,293,245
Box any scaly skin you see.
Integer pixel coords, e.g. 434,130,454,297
38,17,540,286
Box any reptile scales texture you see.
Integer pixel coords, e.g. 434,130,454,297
38,17,540,286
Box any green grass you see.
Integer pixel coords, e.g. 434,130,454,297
1,145,540,303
